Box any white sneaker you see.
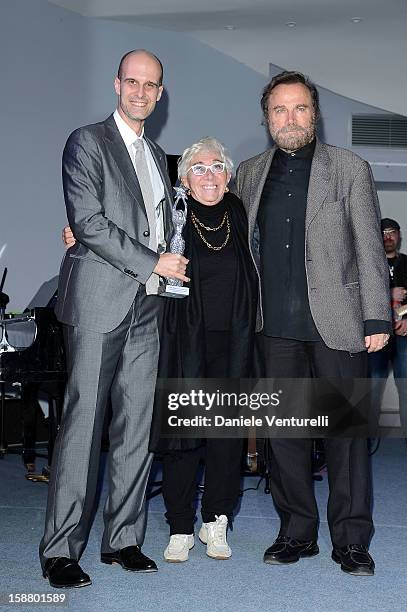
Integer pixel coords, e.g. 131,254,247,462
164,534,194,563
198,515,231,559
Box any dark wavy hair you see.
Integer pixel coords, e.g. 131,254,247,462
261,71,320,122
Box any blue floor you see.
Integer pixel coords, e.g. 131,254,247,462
0,440,406,612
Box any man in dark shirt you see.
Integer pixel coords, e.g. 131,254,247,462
235,71,391,576
369,218,407,431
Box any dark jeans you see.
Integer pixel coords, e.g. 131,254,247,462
258,334,373,547
368,335,407,431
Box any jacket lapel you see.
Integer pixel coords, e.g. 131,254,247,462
103,115,146,213
305,139,332,229
247,148,276,237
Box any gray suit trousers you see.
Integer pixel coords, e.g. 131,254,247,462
39,287,160,567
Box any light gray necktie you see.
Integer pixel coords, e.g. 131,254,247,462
133,139,159,294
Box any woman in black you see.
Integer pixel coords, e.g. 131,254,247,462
151,137,257,563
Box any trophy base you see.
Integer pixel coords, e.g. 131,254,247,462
159,285,189,299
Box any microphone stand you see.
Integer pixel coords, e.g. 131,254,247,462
0,268,9,457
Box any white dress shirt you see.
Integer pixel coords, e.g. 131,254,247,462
113,110,165,246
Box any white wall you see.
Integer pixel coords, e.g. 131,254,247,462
1,0,269,310
0,0,93,311
194,13,406,116
2,0,404,311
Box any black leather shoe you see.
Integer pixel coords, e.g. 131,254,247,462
263,535,319,564
43,557,91,589
101,546,158,572
332,544,375,576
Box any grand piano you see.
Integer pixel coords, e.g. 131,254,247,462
0,308,65,384
0,273,66,473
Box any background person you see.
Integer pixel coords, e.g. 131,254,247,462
369,218,407,432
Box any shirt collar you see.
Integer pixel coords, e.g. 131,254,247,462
113,109,144,147
276,137,316,161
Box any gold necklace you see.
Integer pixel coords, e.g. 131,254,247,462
191,210,228,232
191,211,230,251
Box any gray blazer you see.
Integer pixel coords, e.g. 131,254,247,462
55,114,173,333
235,138,391,352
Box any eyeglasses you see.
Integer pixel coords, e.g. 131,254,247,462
383,229,398,236
187,162,225,176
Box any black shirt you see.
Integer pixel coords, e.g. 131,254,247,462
190,198,236,331
388,252,407,320
387,253,407,290
258,138,319,340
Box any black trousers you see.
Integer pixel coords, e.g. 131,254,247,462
162,331,243,534
258,335,373,547
162,438,243,534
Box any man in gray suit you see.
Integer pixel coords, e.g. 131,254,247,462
235,71,391,576
40,49,188,588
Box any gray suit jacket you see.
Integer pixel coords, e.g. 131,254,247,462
234,138,391,352
55,114,173,333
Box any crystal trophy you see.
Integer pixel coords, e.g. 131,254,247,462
159,186,190,298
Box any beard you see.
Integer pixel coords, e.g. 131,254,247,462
384,241,397,253
269,120,316,152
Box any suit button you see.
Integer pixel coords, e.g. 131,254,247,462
143,230,150,237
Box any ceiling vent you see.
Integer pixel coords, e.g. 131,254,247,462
352,114,407,148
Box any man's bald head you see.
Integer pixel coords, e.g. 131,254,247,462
117,49,163,85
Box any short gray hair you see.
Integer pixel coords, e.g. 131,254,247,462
177,137,234,179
